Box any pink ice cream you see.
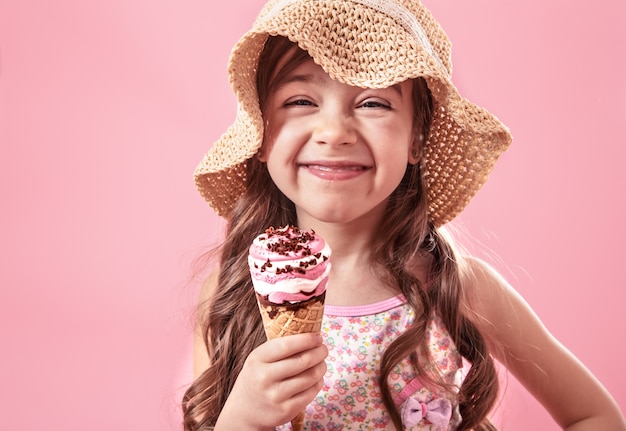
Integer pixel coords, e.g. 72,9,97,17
248,225,331,304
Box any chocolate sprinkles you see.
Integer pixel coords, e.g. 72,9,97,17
257,225,329,274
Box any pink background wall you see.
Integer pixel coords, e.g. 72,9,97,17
1,1,624,429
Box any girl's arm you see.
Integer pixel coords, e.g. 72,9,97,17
463,257,625,430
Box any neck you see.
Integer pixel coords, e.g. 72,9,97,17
295,212,398,306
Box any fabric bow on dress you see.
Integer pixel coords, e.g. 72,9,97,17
400,397,452,430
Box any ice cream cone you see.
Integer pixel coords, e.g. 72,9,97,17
256,292,325,431
249,226,331,431
256,292,326,338
290,411,304,431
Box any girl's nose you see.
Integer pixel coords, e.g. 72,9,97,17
312,109,357,147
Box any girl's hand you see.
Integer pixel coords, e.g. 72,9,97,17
215,332,328,431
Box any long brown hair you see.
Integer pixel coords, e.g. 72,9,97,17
182,36,498,431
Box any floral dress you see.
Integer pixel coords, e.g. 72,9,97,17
276,295,464,431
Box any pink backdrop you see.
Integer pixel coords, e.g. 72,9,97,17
1,1,624,429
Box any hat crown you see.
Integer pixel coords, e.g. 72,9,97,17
252,0,453,80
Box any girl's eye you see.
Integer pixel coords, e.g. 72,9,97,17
359,99,391,109
285,98,315,107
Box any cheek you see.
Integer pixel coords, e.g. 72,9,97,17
263,116,292,152
263,120,309,168
373,124,413,155
259,118,282,179
261,108,281,148
263,136,296,188
262,135,284,167
373,130,413,177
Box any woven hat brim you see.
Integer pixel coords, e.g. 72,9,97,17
194,0,512,225
423,78,512,225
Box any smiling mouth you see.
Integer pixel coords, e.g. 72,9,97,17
303,164,368,171
300,163,371,180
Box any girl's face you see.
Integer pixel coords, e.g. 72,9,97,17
262,58,417,227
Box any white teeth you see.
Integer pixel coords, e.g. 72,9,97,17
309,165,363,171
316,166,335,172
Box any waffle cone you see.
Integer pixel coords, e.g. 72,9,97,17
256,292,325,339
290,411,304,431
256,292,326,431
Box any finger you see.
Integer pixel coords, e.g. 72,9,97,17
260,332,324,363
284,343,328,374
259,341,327,400
267,341,328,383
293,366,326,399
289,351,328,388
267,356,327,409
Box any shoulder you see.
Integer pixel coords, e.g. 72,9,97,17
457,255,539,356
457,256,509,325
458,256,523,323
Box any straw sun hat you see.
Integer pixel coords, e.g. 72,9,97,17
194,0,512,226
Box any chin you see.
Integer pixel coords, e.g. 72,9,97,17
294,196,388,226
298,206,354,224
299,205,384,227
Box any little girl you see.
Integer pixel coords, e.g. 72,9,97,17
183,0,625,430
